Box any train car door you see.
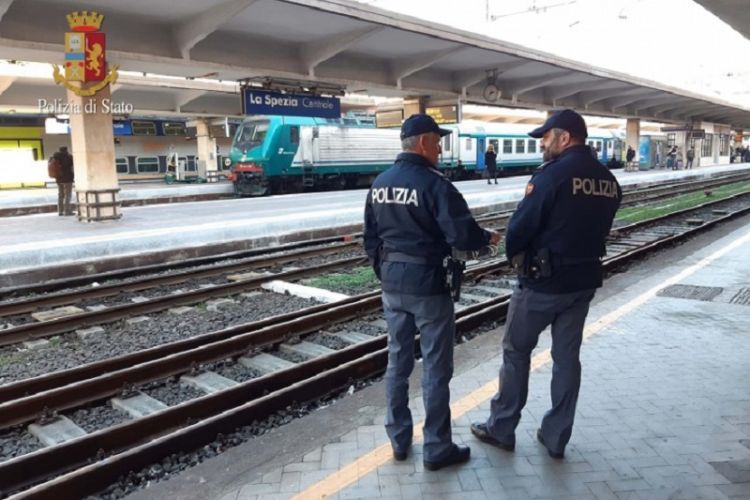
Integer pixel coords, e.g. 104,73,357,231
476,137,486,170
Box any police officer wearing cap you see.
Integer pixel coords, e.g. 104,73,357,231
364,113,500,470
470,109,621,459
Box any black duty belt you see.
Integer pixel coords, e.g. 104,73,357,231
382,252,444,266
556,255,601,266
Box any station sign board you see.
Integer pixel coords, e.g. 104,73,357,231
426,105,458,124
241,88,340,118
376,109,403,128
688,130,706,139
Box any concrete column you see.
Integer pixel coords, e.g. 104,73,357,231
67,84,120,222
626,118,640,162
195,119,217,179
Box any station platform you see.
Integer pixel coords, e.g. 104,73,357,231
1,163,750,287
128,210,750,500
0,181,233,216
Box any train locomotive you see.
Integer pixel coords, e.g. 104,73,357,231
227,115,624,196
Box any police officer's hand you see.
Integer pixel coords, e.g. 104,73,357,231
487,229,501,246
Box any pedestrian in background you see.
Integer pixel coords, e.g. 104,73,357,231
52,146,75,216
686,147,695,169
364,114,500,471
667,146,677,170
625,145,636,171
470,109,621,459
485,144,498,184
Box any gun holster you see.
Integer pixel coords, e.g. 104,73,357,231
444,257,466,302
513,249,552,280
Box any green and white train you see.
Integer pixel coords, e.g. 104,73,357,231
228,115,623,196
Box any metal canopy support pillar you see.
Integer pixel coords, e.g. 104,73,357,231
68,84,121,222
626,118,640,162
195,119,217,180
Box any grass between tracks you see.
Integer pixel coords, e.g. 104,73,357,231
615,181,750,223
306,266,379,290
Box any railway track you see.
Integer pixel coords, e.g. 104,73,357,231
3,170,746,304
3,171,747,336
2,188,750,499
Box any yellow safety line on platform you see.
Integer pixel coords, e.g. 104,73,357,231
293,227,750,500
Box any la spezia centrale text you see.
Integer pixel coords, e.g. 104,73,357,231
244,92,336,110
38,98,134,114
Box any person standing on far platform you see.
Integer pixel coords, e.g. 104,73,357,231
364,113,500,471
686,147,695,169
470,109,621,459
667,146,677,170
625,145,636,171
52,146,75,216
485,143,498,184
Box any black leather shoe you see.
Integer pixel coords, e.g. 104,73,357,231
536,428,564,459
393,439,412,461
470,422,514,451
423,444,470,471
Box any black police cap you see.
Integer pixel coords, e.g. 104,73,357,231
528,109,588,139
400,113,451,140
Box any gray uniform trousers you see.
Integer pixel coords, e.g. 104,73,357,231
382,290,455,461
486,285,596,454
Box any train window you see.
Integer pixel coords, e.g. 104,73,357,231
136,156,159,173
443,134,451,152
163,122,187,136
115,157,128,174
132,121,157,136
596,141,602,151
527,139,536,153
290,126,299,144
502,139,512,154
465,138,472,151
667,133,675,147
235,120,269,151
515,139,525,154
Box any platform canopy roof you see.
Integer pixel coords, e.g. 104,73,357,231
694,0,750,41
0,0,748,128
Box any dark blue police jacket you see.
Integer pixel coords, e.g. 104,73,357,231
364,152,491,295
506,145,622,293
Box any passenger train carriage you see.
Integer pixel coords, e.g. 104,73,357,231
228,115,623,196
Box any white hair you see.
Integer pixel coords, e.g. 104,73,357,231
401,135,420,151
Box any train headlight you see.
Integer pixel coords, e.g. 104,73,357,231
224,158,232,167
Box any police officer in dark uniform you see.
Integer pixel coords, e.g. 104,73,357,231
470,109,621,459
364,114,500,471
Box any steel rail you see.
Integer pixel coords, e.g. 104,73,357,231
0,233,357,300
0,241,361,318
0,255,367,347
0,295,511,499
0,261,506,414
